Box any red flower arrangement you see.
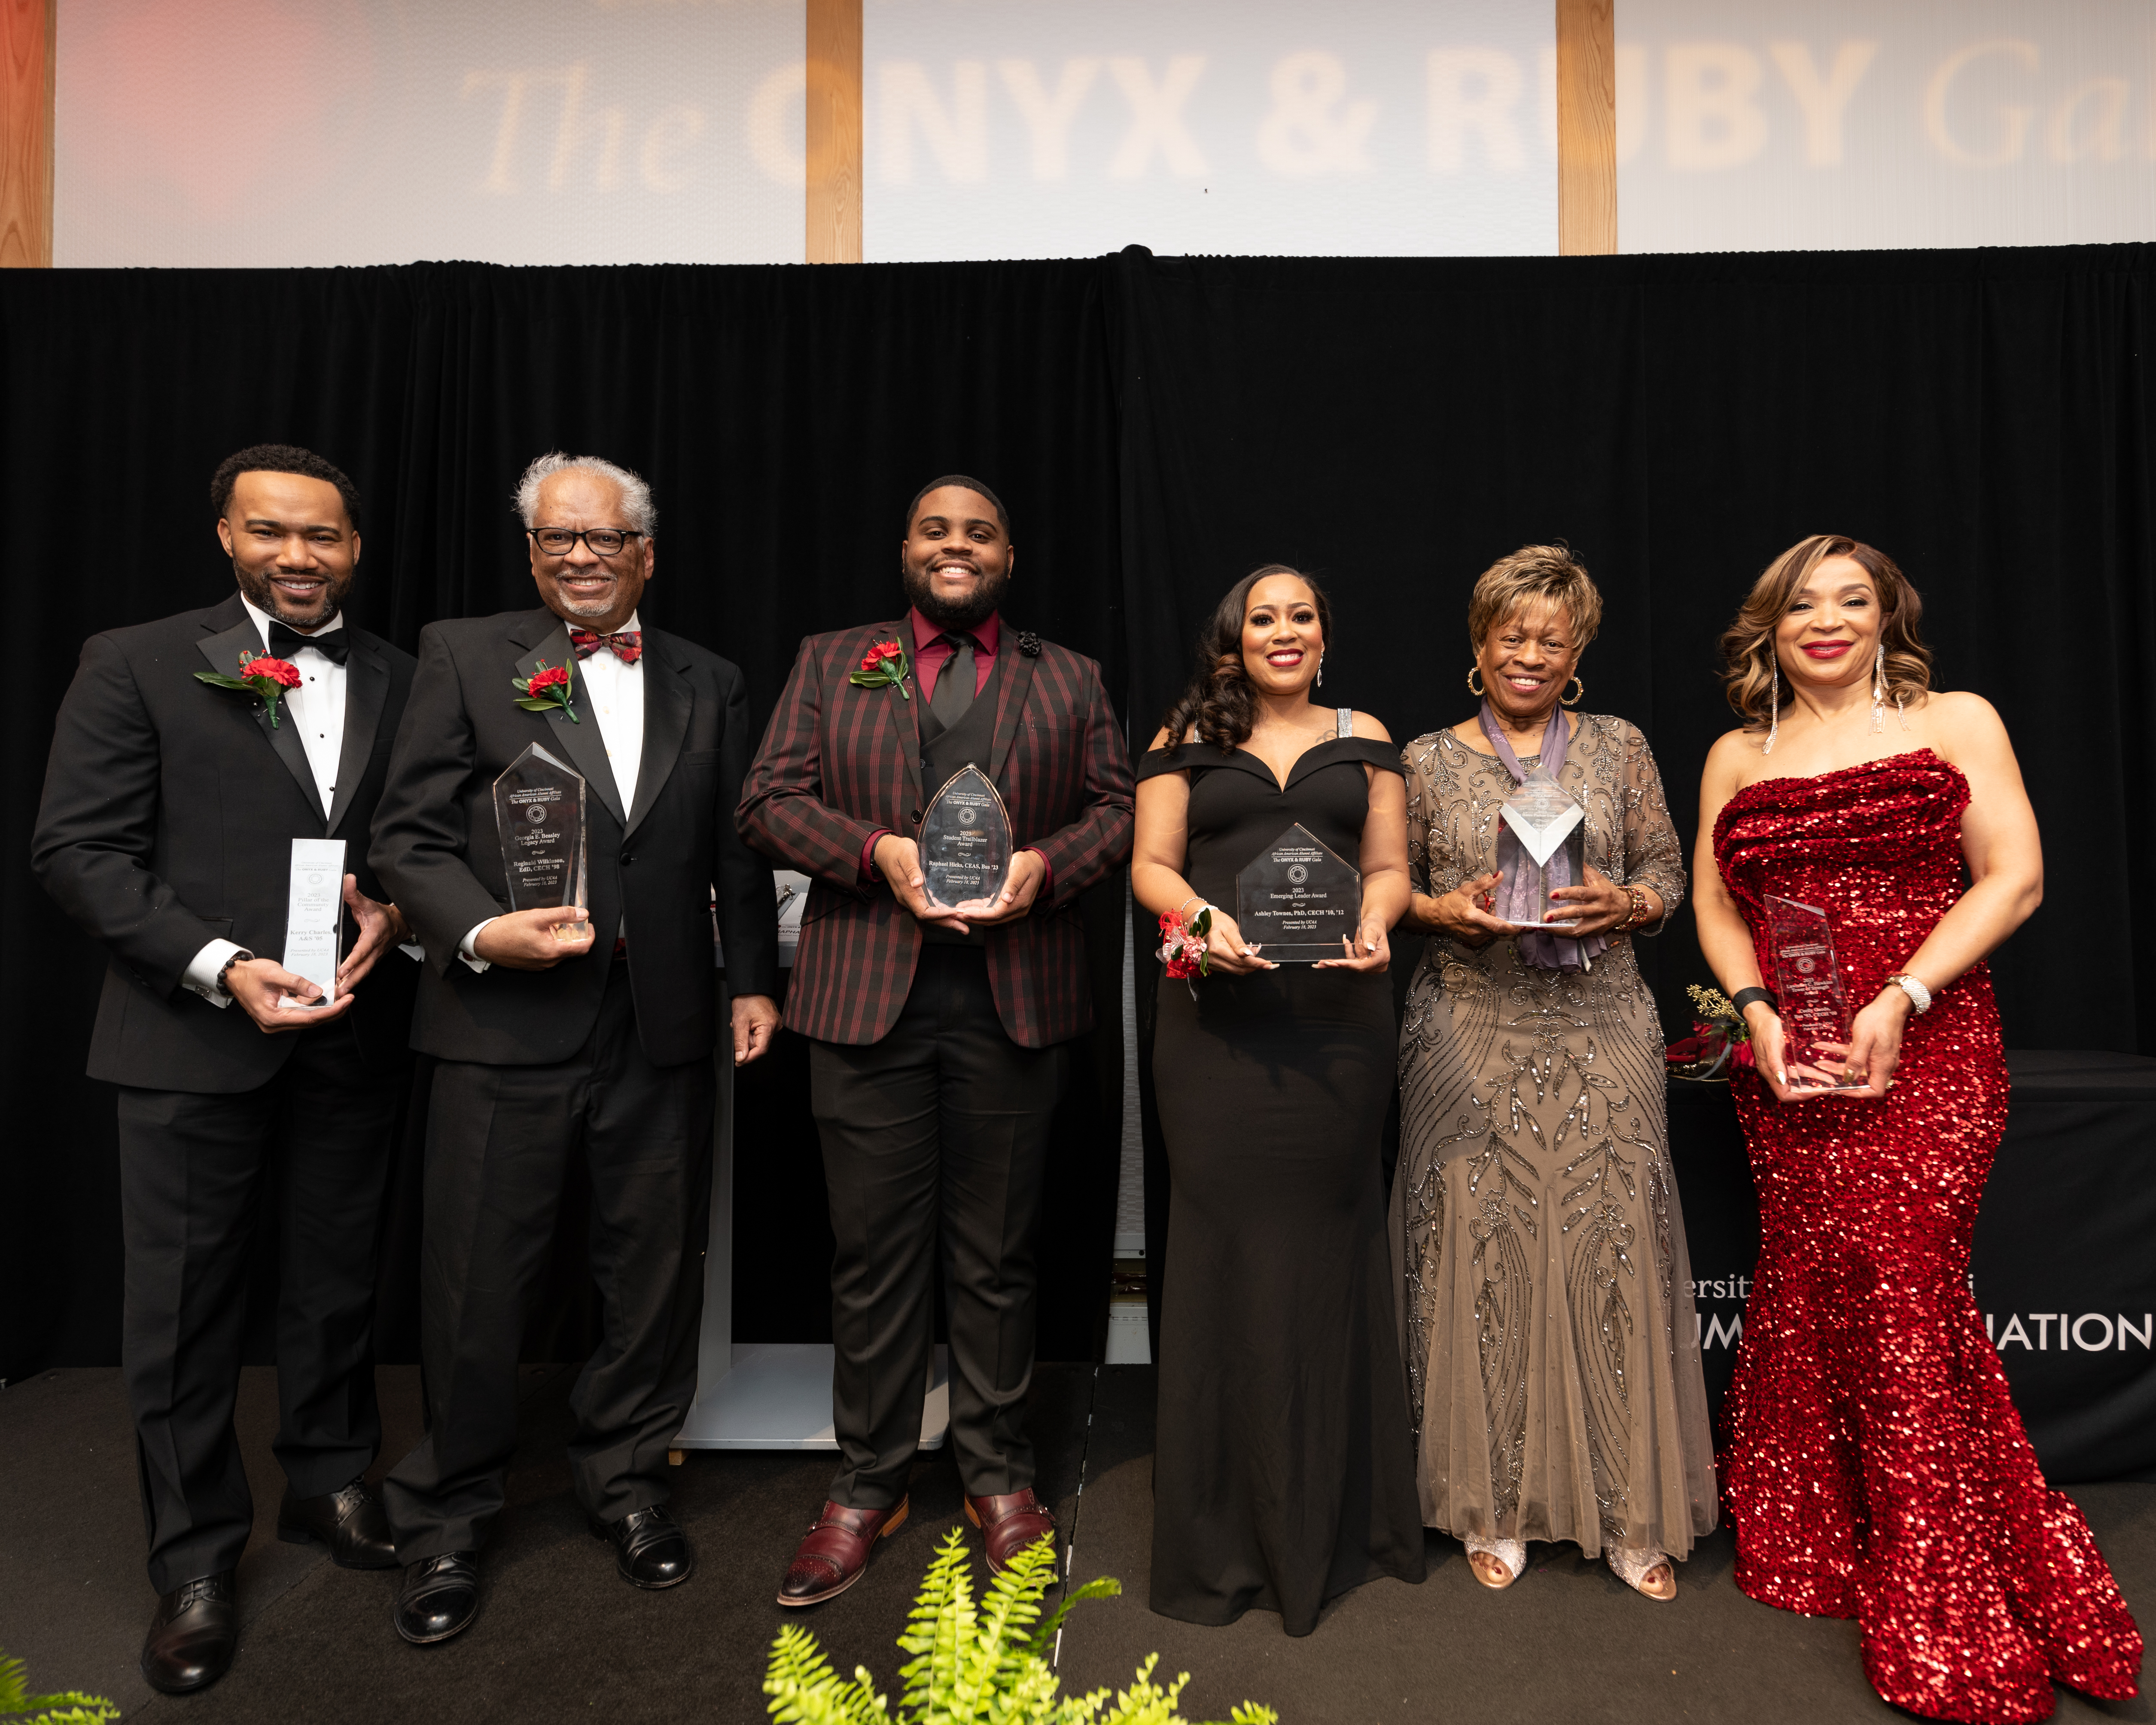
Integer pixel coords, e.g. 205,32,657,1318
512,659,579,722
1157,905,1214,997
849,638,911,699
194,651,303,728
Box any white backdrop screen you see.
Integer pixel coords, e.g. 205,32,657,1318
861,0,1557,261
55,0,808,267
1617,0,2156,252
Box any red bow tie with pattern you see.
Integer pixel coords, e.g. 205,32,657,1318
569,628,642,664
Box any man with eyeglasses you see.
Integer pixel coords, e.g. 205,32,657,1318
369,451,780,1647
32,445,419,1695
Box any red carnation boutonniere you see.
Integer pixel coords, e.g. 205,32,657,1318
513,659,579,722
849,638,912,700
194,650,302,728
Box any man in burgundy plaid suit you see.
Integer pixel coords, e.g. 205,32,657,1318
739,476,1133,1604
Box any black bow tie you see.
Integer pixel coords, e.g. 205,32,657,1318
268,621,349,665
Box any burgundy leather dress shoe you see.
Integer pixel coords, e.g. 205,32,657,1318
965,1490,1056,1575
589,1503,694,1589
141,1570,238,1695
277,1478,398,1569
776,1498,910,1607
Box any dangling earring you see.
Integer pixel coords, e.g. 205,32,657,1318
1466,666,1485,698
1316,653,1325,690
1561,676,1584,707
1763,653,1780,755
1870,641,1886,734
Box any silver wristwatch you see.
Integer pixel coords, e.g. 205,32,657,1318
1885,973,1932,1014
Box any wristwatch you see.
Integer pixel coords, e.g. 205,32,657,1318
214,948,256,997
1884,973,1933,1014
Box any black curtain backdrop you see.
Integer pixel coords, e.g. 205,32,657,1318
6,243,2153,1384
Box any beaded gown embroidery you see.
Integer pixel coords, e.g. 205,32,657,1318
1714,751,2141,1725
1391,717,1717,1558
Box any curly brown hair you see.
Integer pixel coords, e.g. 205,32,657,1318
1720,534,1933,729
1161,564,1333,754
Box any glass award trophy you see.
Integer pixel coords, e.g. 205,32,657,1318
917,764,1013,909
1492,765,1587,928
278,837,346,1009
493,743,588,938
1765,893,1860,1088
1236,822,1361,963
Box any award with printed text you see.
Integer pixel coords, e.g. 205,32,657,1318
1492,765,1587,929
1765,893,1860,1089
493,743,588,938
1236,822,1360,963
917,764,1013,909
279,837,346,1009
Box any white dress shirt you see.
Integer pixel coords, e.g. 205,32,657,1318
182,599,350,1006
459,611,644,971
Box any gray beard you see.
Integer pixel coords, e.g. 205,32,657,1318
904,565,1008,631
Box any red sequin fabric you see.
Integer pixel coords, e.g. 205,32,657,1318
1714,751,2142,1723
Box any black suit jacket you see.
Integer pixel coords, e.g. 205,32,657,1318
370,607,778,1068
32,592,419,1094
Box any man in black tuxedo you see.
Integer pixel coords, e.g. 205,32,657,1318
370,451,780,1646
32,445,420,1695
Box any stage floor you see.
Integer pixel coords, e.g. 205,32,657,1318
0,1365,2148,1723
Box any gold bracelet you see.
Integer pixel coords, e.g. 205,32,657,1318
1612,884,1650,932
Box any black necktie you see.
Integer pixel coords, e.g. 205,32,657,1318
929,632,976,729
268,621,350,665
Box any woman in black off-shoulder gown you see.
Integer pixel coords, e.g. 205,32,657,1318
1133,565,1425,1635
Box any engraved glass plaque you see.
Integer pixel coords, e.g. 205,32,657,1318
1236,822,1361,963
1492,764,1587,929
1765,893,1860,1089
279,837,345,1009
917,764,1013,909
493,743,588,938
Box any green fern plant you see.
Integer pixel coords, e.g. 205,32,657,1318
0,1650,119,1725
765,1530,1277,1725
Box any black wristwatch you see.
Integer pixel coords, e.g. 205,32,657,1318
1730,985,1777,1018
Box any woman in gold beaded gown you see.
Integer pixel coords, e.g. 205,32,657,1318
1390,546,1717,1597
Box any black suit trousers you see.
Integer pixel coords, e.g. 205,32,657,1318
117,1012,399,1594
383,959,715,1561
810,946,1069,1509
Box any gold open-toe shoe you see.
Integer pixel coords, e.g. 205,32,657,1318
1607,1545,1676,1601
1464,1536,1526,1591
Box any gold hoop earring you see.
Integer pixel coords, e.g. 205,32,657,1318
1561,676,1584,707
1466,667,1485,698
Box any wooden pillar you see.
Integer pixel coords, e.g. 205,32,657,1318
0,0,53,268
806,0,862,264
1556,0,1617,256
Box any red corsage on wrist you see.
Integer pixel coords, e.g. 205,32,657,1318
1157,906,1214,999
513,659,579,722
194,651,302,728
1666,983,1758,1082
849,638,911,700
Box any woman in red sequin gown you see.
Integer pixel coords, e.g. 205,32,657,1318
1692,535,2141,1724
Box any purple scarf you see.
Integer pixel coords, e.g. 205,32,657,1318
1478,701,1606,973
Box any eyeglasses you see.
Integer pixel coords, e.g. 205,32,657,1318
527,527,644,558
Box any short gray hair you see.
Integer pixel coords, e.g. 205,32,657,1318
513,451,657,535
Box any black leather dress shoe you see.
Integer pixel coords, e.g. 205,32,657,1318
394,1552,481,1646
141,1570,238,1695
589,1504,694,1589
277,1478,398,1569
